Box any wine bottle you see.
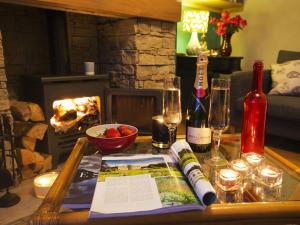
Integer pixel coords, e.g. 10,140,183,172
186,50,211,153
241,60,267,155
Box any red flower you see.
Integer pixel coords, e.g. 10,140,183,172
209,17,218,24
209,11,247,36
215,26,226,36
239,19,247,28
217,21,225,28
221,11,230,20
235,15,242,22
229,18,239,26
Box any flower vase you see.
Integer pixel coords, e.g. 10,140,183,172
220,33,233,57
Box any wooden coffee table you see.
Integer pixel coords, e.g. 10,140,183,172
30,134,300,225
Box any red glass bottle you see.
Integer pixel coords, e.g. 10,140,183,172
241,60,267,155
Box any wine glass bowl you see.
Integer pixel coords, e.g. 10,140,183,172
205,78,231,167
162,77,182,145
208,79,230,131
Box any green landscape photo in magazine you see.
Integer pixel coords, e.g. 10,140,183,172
98,156,182,182
155,176,199,206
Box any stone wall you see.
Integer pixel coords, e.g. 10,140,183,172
0,3,50,98
98,18,176,89
66,13,100,74
0,3,177,97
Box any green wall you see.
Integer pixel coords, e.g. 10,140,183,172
176,5,221,54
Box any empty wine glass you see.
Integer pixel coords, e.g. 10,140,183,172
163,77,182,145
205,78,230,167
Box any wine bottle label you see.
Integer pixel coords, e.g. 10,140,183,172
187,127,211,144
194,50,208,92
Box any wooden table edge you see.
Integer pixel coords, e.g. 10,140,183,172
265,146,300,175
29,137,88,225
29,135,300,225
57,202,300,225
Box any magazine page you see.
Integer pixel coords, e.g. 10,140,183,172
91,174,162,214
62,154,102,209
170,140,216,206
89,154,204,218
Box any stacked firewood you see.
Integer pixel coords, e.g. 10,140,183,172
10,100,52,179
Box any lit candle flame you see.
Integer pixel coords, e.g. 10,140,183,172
34,173,58,187
244,152,264,165
220,169,238,181
232,160,248,171
261,167,278,178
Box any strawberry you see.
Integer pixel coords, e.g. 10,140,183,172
118,125,128,134
105,128,121,138
118,125,135,136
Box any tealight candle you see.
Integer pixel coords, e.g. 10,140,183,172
255,164,283,187
216,168,241,191
230,159,250,178
242,152,264,167
34,172,59,199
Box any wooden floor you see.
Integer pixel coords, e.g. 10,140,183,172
0,135,299,225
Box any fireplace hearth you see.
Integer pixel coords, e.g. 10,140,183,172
51,96,101,133
23,74,109,166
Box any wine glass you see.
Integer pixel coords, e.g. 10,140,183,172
163,77,182,145
205,78,230,167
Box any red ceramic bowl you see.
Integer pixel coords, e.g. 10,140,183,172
86,124,138,154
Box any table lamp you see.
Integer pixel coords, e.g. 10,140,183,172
182,10,209,55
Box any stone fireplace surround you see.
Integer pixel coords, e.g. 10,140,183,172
0,3,176,100
0,3,176,166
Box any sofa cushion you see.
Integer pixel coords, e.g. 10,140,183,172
277,50,300,64
269,60,300,96
235,95,300,121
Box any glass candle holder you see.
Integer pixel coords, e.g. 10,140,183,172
254,183,282,201
34,172,59,198
255,164,283,188
230,159,250,178
216,168,242,191
216,187,243,203
152,115,170,149
241,152,264,167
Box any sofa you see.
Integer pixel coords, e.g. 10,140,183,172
230,50,300,141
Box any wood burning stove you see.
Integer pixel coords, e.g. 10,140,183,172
23,75,109,166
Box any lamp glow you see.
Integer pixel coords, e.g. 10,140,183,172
182,10,209,55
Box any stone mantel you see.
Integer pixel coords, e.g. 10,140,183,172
0,0,181,22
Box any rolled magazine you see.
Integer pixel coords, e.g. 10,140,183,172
171,140,216,206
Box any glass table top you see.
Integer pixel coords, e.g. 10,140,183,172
107,135,300,204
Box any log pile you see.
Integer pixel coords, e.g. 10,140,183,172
10,100,52,179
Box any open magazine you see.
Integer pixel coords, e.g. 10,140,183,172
89,140,216,218
62,154,102,209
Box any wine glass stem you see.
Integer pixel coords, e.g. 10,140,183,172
212,130,222,160
168,127,176,146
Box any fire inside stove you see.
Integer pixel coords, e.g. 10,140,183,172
50,96,101,133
